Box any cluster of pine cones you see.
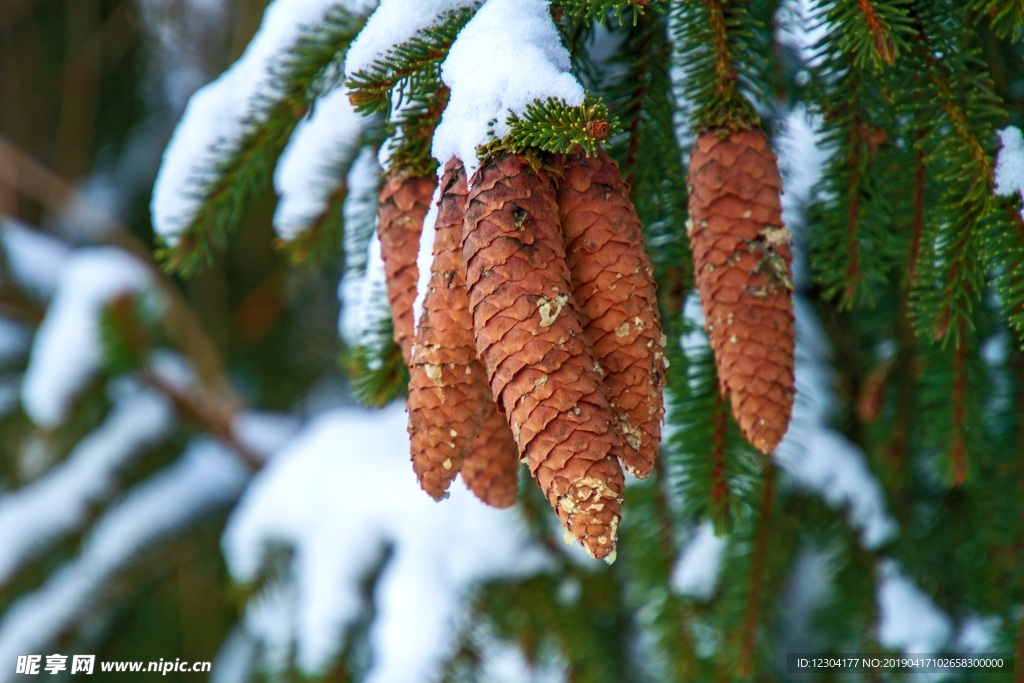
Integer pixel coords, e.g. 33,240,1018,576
379,147,666,561
376,128,794,562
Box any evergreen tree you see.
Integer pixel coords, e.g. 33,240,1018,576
2,0,1024,681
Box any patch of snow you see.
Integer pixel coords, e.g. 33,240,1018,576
21,248,154,427
211,628,257,683
0,219,71,301
954,614,1001,654
233,411,300,460
338,149,388,348
478,641,567,683
876,559,952,654
342,146,384,275
222,404,548,679
777,105,827,292
344,0,478,78
0,439,248,677
777,298,897,549
433,0,585,178
994,126,1024,219
273,88,366,240
339,228,389,349
152,0,373,242
411,177,443,331
670,522,725,601
0,384,174,587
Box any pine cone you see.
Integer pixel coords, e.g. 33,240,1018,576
687,128,795,453
558,147,666,478
378,170,437,364
460,401,521,509
464,152,625,561
408,160,491,499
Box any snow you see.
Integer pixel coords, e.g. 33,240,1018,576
21,248,154,427
211,628,257,683
412,178,443,331
273,88,366,239
338,149,388,348
0,384,174,587
152,0,374,242
0,439,248,679
994,126,1024,218
222,404,548,680
342,146,384,275
0,218,71,301
953,614,1001,654
670,522,725,601
776,298,898,549
344,0,478,77
876,559,953,653
433,0,585,178
777,105,827,291
339,228,389,348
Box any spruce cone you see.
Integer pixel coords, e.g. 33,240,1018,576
408,160,491,499
687,128,795,453
558,147,666,478
464,152,625,561
460,402,521,509
378,171,437,364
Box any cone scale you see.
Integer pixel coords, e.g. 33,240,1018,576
463,152,625,561
557,147,666,478
687,128,795,453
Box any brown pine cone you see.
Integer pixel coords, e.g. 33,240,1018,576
687,128,795,453
460,401,521,509
408,160,491,499
378,170,437,364
558,147,666,478
463,152,625,561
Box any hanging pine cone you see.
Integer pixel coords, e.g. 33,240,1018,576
408,160,491,499
557,147,666,478
377,170,437,364
687,127,795,454
463,152,625,561
460,402,521,509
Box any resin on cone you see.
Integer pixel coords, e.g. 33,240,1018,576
687,127,795,453
463,152,625,561
460,402,521,509
557,147,666,478
378,170,437,364
408,160,491,499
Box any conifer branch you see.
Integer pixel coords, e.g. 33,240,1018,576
802,0,907,307
903,4,1009,344
668,329,760,533
823,0,911,68
158,6,366,276
966,0,1024,40
737,465,775,679
671,0,765,131
479,96,618,158
344,7,477,115
345,315,408,408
